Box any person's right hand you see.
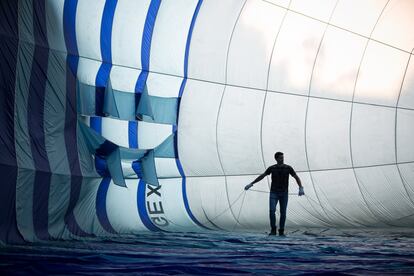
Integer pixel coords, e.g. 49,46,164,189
298,186,305,196
244,183,253,190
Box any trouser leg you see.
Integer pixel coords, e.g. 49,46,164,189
269,193,278,230
278,192,288,230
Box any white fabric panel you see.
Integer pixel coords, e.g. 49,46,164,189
311,27,367,101
101,117,129,148
396,109,414,163
188,0,246,83
75,0,106,61
111,0,150,69
154,158,180,178
185,176,226,230
351,104,395,167
217,86,265,174
262,93,308,171
194,176,238,231
354,165,414,226
15,169,36,242
146,73,183,97
106,180,147,233
398,163,414,205
178,80,224,176
110,66,141,93
158,178,200,231
46,0,66,51
77,57,101,85
306,98,352,170
372,0,414,53
18,0,34,44
48,174,72,239
226,175,268,231
311,169,380,227
290,0,337,22
265,0,290,8
227,0,285,89
74,178,106,236
137,121,172,149
150,0,198,76
330,0,387,37
354,41,409,106
398,57,414,109
268,12,325,95
287,172,332,227
121,161,135,178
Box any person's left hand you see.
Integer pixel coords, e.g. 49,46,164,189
298,186,305,196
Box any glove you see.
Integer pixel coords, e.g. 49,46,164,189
298,186,305,196
244,183,254,190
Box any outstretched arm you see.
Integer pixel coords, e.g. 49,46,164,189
245,173,267,190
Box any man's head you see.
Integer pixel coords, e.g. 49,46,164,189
274,152,284,164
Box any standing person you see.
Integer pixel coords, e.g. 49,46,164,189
244,152,304,236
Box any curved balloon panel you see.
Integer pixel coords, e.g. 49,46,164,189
0,0,414,244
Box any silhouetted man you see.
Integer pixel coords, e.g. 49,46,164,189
245,152,304,236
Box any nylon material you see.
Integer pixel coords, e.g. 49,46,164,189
76,57,102,86
187,0,245,83
226,176,268,231
154,135,175,158
262,93,308,171
137,121,172,150
73,177,106,236
48,173,72,240
351,104,396,166
217,86,266,175
149,0,198,76
77,81,96,116
306,99,352,170
106,148,126,187
109,65,141,93
111,0,151,68
137,180,162,231
100,117,129,148
157,178,199,231
371,0,414,53
154,158,180,178
330,0,388,37
0,165,24,244
146,96,178,125
183,177,221,230
195,176,239,231
141,151,159,186
44,50,71,174
141,0,161,71
121,161,136,178
96,177,117,234
398,57,414,109
45,0,66,51
75,0,105,61
18,0,35,44
128,121,138,149
311,169,379,226
354,166,414,224
399,163,414,200
354,41,409,106
105,179,147,233
178,80,224,176
227,0,284,89
311,27,367,101
14,42,35,170
396,109,414,162
15,168,37,242
268,12,325,95
0,0,19,37
146,73,183,97
290,0,337,22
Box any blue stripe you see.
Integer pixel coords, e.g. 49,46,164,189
96,177,117,234
63,0,94,238
90,116,102,134
29,0,53,240
175,0,208,230
128,121,138,148
137,180,162,232
0,0,25,244
95,0,117,116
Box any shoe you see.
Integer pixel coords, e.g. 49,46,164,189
278,229,285,236
269,228,277,235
